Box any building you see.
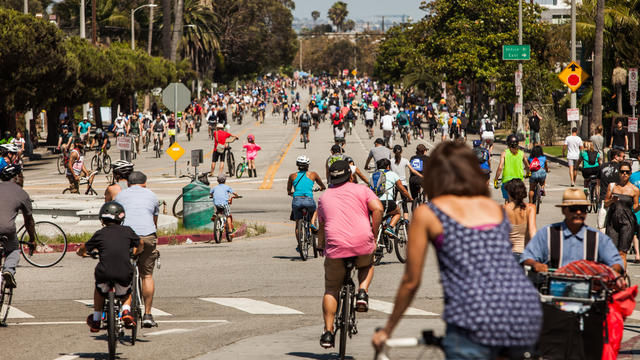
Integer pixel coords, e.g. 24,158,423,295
535,0,578,24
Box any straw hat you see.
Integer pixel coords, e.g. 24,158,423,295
555,188,591,207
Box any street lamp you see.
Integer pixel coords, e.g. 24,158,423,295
131,4,158,50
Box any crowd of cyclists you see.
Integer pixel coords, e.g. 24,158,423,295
1,73,638,360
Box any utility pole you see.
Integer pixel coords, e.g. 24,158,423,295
517,0,524,135
91,0,97,44
570,0,577,129
299,36,303,71
23,0,27,13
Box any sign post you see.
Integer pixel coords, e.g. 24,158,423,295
116,136,132,162
629,69,638,148
166,142,185,176
559,61,590,127
191,149,203,174
502,45,531,60
567,108,580,123
162,82,191,114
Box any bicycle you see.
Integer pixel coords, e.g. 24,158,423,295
172,169,210,218
301,130,310,149
586,175,600,213
223,143,236,177
56,151,68,175
212,196,242,244
531,179,543,214
0,242,13,326
374,329,444,360
400,127,410,147
334,257,359,360
90,147,112,174
292,188,321,261
62,173,99,195
153,133,164,159
235,153,249,178
17,220,68,267
130,257,143,345
374,198,409,265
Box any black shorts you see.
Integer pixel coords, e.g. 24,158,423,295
381,200,397,213
212,150,225,162
365,119,374,128
582,167,600,179
409,177,423,199
300,126,309,134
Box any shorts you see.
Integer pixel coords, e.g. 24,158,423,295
409,177,423,199
290,196,316,221
215,204,231,217
529,131,540,144
382,130,392,139
324,254,373,294
381,199,397,213
365,119,374,128
529,169,547,183
334,137,345,143
567,159,578,167
138,234,159,276
500,183,509,201
481,132,494,144
212,149,225,162
66,174,79,193
300,126,309,134
582,167,600,179
96,281,131,298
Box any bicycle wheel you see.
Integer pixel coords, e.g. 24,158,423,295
296,221,308,261
90,155,100,172
172,194,184,218
0,279,13,326
130,274,139,345
107,292,117,360
338,286,351,360
373,246,384,266
394,221,408,263
103,154,112,174
227,152,236,177
214,217,223,244
57,155,65,174
236,164,245,179
535,184,541,214
18,221,67,268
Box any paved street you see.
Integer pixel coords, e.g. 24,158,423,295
5,98,640,359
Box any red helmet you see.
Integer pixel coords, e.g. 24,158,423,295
247,134,255,141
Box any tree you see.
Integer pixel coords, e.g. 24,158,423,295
327,1,348,32
170,0,184,62
612,67,627,115
592,0,605,128
311,10,319,23
179,0,220,80
161,0,172,58
343,19,355,32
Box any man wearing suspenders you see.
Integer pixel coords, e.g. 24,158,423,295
520,188,624,277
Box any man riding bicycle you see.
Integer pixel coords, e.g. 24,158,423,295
66,138,96,194
128,115,142,154
317,160,383,348
90,128,109,152
370,158,413,238
299,109,311,143
151,116,166,151
113,116,127,137
396,108,411,145
0,164,36,289
287,156,326,239
57,125,73,154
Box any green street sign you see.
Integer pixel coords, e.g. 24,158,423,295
502,45,530,61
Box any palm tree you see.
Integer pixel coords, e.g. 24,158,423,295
592,0,604,127
328,1,348,32
161,0,172,59
311,10,320,23
179,0,220,79
612,67,627,115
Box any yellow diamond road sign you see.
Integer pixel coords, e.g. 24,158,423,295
558,61,589,92
166,142,185,161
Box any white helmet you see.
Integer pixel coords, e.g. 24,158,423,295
1,144,19,153
296,155,310,168
111,160,134,176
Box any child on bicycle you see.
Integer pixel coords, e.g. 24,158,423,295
242,134,261,178
210,175,240,235
369,158,413,238
77,201,142,332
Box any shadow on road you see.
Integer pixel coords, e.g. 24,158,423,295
286,352,354,359
59,352,114,359
272,255,307,262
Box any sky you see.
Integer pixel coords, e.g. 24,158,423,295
293,0,424,22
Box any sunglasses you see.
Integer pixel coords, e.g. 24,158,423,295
567,205,588,213
620,170,631,174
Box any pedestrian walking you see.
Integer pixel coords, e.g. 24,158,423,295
563,127,583,187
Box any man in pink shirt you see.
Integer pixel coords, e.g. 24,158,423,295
317,160,383,349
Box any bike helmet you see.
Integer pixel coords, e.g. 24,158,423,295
506,134,519,148
472,140,482,148
0,164,22,181
95,128,103,135
61,125,69,130
247,134,255,142
0,144,19,153
99,201,125,224
343,156,354,164
111,160,134,177
217,174,226,183
296,155,310,168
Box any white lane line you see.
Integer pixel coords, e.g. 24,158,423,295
8,321,85,325
368,299,438,316
53,355,79,360
2,305,35,319
7,319,227,326
74,300,172,316
199,298,303,314
156,320,229,323
145,328,190,336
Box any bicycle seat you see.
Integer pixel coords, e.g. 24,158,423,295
343,257,357,270
588,175,599,180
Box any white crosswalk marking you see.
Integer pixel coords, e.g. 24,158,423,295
628,310,640,321
368,299,438,316
74,300,172,316
2,304,35,318
199,298,303,314
53,355,79,360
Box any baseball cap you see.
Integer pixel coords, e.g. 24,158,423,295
328,160,351,185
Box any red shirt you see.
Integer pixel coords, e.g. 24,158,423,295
213,130,231,150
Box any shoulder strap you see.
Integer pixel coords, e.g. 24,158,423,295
548,225,563,269
293,172,306,188
584,230,599,262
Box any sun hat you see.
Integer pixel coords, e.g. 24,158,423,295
555,188,591,207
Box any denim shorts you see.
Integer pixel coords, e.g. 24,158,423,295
442,324,534,360
290,196,316,220
529,169,546,183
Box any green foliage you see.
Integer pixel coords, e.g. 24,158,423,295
327,1,348,32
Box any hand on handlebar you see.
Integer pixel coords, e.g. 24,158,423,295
533,263,548,273
372,328,389,354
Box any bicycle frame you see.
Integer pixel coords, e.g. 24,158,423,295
335,257,358,359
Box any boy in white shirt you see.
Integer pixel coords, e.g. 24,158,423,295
563,127,583,187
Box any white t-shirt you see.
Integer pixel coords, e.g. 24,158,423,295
374,170,401,201
390,157,411,185
381,115,394,131
365,109,374,120
564,135,583,160
334,127,346,138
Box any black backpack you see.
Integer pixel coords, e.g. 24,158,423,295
586,150,597,166
484,122,493,132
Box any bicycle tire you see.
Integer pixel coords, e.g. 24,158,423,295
18,221,67,268
90,155,100,173
296,221,308,261
373,248,383,266
394,222,408,263
0,280,13,326
103,154,112,174
214,217,223,244
57,155,65,174
227,152,236,177
62,188,71,194
107,291,117,360
130,273,139,345
172,194,184,218
236,163,245,179
535,184,541,214
338,286,351,360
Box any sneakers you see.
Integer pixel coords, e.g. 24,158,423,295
1,271,16,289
86,314,100,333
142,313,157,328
384,226,397,238
121,310,136,329
319,330,335,348
355,289,369,312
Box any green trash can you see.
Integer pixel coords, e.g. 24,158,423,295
182,180,213,230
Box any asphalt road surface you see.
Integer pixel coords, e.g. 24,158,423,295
6,93,640,359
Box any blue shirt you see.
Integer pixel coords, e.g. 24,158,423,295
0,157,7,171
520,222,623,269
78,121,91,134
630,171,640,224
210,184,233,206
528,155,546,172
115,185,160,236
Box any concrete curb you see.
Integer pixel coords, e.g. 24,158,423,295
39,224,248,253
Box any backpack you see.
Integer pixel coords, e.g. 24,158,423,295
529,157,541,172
548,225,599,268
484,122,493,132
587,150,597,166
369,170,388,197
327,154,343,167
473,147,489,164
